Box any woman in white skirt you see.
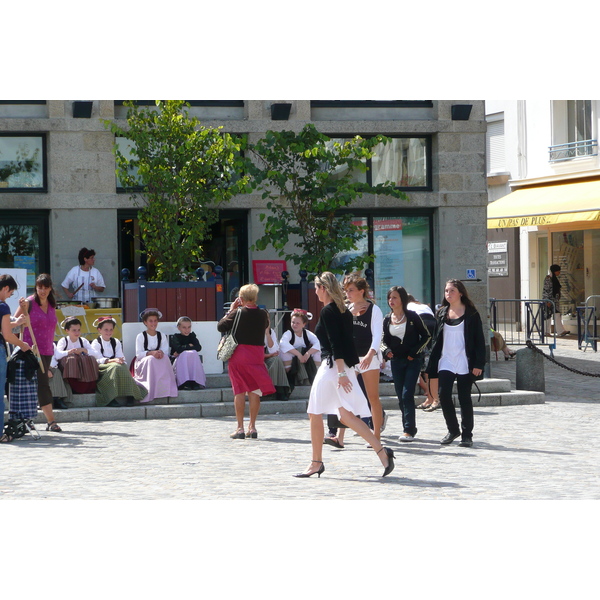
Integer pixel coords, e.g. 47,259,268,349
294,272,395,478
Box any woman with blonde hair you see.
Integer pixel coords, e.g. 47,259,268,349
218,284,275,440
294,272,394,478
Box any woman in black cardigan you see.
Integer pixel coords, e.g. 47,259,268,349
381,286,431,442
426,279,486,447
294,272,395,478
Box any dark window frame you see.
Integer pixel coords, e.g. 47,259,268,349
336,208,436,307
0,132,48,193
0,209,51,279
114,100,245,108
311,100,433,108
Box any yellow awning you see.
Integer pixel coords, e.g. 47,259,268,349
487,179,600,228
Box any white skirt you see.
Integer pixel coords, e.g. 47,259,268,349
355,352,381,374
307,360,371,418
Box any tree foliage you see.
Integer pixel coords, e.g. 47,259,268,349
247,124,408,275
106,101,248,281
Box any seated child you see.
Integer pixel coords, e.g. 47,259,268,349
53,317,100,394
91,316,148,407
169,316,206,390
279,309,321,386
264,318,290,400
133,308,178,403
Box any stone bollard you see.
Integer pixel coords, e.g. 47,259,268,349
516,347,545,392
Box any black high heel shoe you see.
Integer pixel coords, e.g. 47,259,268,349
378,447,395,477
294,460,325,478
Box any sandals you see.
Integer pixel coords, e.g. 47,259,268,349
246,429,258,439
424,400,441,412
416,402,433,410
323,437,344,449
46,421,63,432
230,429,245,439
0,433,13,443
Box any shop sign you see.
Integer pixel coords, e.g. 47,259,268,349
488,240,508,277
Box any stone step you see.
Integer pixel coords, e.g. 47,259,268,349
8,389,544,425
56,378,516,409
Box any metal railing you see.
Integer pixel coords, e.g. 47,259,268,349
489,298,556,355
578,295,600,352
548,139,598,162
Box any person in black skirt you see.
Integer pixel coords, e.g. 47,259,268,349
426,279,486,447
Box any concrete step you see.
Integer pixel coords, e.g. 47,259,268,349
7,389,544,425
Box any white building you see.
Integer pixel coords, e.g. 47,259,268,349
486,100,600,329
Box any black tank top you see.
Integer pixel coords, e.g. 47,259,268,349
352,302,373,356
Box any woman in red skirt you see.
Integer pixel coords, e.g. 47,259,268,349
217,284,275,440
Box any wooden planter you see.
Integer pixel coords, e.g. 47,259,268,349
121,266,225,322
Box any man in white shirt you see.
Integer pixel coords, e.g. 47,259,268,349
61,247,106,303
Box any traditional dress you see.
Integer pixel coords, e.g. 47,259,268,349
53,336,100,394
7,349,39,420
133,330,178,403
264,329,289,391
169,332,206,390
91,336,147,406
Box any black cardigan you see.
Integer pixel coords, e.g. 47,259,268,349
426,305,486,377
170,332,202,355
314,302,359,367
381,310,431,361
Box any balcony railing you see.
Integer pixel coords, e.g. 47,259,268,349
549,139,598,163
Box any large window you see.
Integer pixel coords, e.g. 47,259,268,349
0,134,46,191
0,211,50,294
332,212,434,307
326,135,431,190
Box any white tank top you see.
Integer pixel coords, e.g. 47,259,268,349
439,320,469,375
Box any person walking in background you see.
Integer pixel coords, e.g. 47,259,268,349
407,294,440,412
381,286,430,442
543,264,568,337
294,272,394,478
0,275,32,443
426,279,486,448
15,274,64,432
217,284,275,440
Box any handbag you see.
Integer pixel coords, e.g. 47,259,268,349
217,308,242,362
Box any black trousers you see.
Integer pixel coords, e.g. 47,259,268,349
438,370,473,440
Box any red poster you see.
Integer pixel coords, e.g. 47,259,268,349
252,260,288,284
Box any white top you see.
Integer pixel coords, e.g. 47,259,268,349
407,301,434,317
279,329,321,354
135,330,170,361
51,336,100,368
350,301,384,354
439,320,469,375
61,265,106,303
264,329,279,353
91,337,125,364
388,321,407,341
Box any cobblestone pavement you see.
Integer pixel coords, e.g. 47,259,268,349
1,335,598,500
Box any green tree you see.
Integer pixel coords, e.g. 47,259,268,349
247,124,408,275
106,101,249,281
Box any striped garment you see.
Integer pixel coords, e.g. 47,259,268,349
95,362,147,406
8,360,38,420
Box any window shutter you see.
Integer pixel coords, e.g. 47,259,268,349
486,119,505,173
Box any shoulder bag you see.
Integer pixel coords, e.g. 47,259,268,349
217,309,242,362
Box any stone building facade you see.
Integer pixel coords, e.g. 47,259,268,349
0,100,487,315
